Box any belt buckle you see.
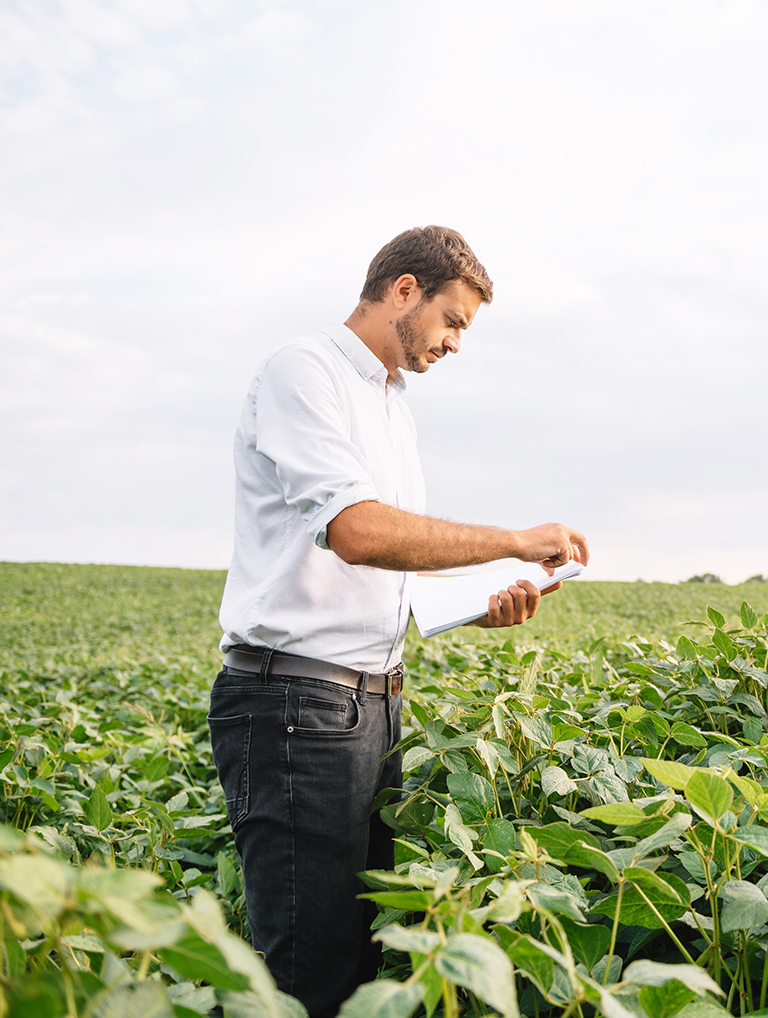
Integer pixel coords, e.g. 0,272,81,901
386,663,404,697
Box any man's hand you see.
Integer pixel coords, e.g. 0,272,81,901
471,579,562,629
511,523,589,573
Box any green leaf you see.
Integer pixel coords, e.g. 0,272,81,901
631,812,692,858
435,933,519,1018
744,717,764,744
0,826,26,852
84,784,113,832
482,818,518,872
676,635,699,660
678,851,715,884
495,928,554,995
158,931,251,990
492,704,506,739
336,980,425,1018
541,765,578,797
741,601,759,630
526,822,601,859
675,1000,731,1018
446,772,495,824
216,852,239,898
719,880,768,931
513,713,553,749
592,872,690,928
670,722,707,748
219,987,307,1018
565,842,621,883
487,880,527,923
642,758,696,791
91,981,174,1018
402,746,434,772
590,770,630,804
475,738,500,778
625,868,683,903
729,826,768,856
729,773,762,806
408,701,430,728
638,982,697,1018
373,923,440,955
624,960,722,996
712,630,736,662
558,917,611,973
685,770,733,825
172,1006,205,1018
707,606,726,629
0,853,70,917
360,890,434,911
579,803,648,826
527,882,585,922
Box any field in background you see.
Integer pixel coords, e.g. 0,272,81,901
3,561,768,677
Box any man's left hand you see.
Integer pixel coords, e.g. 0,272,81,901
471,579,562,629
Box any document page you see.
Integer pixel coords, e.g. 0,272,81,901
409,559,585,638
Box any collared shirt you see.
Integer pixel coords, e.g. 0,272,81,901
219,323,426,672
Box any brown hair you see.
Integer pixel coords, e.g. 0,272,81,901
359,225,493,305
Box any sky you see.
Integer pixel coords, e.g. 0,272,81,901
1,0,766,583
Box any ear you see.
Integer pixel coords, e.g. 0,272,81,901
390,274,421,310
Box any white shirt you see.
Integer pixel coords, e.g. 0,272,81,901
219,323,426,671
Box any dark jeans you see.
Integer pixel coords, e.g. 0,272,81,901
208,664,402,1018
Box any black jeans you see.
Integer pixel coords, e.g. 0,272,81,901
208,664,402,1018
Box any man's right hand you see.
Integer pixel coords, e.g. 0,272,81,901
511,523,589,573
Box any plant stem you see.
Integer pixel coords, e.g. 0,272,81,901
603,880,625,986
760,944,768,1009
742,931,754,1013
632,885,697,965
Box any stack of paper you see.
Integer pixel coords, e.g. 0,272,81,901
409,559,585,638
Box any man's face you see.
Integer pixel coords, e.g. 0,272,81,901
393,279,483,374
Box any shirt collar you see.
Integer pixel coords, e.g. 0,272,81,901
321,322,407,395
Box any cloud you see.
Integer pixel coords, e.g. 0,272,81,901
1,0,766,582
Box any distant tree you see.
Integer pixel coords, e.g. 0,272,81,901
686,573,723,584
746,574,767,583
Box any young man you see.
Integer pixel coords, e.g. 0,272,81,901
210,226,588,1018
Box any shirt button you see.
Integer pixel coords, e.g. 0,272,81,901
287,726,294,733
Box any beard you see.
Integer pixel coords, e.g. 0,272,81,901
394,305,431,373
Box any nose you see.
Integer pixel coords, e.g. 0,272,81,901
443,333,461,354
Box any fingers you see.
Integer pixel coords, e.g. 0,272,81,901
571,530,590,566
538,526,589,570
540,581,562,597
486,580,541,628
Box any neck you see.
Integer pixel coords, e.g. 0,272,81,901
344,303,398,376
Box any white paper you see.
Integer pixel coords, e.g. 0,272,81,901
409,559,585,638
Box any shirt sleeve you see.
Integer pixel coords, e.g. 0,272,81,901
249,343,380,549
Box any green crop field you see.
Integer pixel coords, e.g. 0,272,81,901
3,561,768,1018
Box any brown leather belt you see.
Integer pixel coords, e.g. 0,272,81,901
222,645,403,696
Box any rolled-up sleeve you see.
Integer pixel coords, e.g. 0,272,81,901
252,345,380,549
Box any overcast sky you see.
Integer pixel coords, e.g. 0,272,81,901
1,0,766,583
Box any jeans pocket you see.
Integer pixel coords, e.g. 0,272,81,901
290,687,363,737
208,713,252,831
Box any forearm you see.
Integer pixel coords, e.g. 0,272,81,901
327,501,522,571
327,501,589,572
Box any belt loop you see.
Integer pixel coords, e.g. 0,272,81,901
259,648,275,682
386,671,393,698
358,670,369,704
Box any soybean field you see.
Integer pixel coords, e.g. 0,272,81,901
3,561,768,1018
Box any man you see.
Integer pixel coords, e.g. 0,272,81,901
209,226,588,1018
